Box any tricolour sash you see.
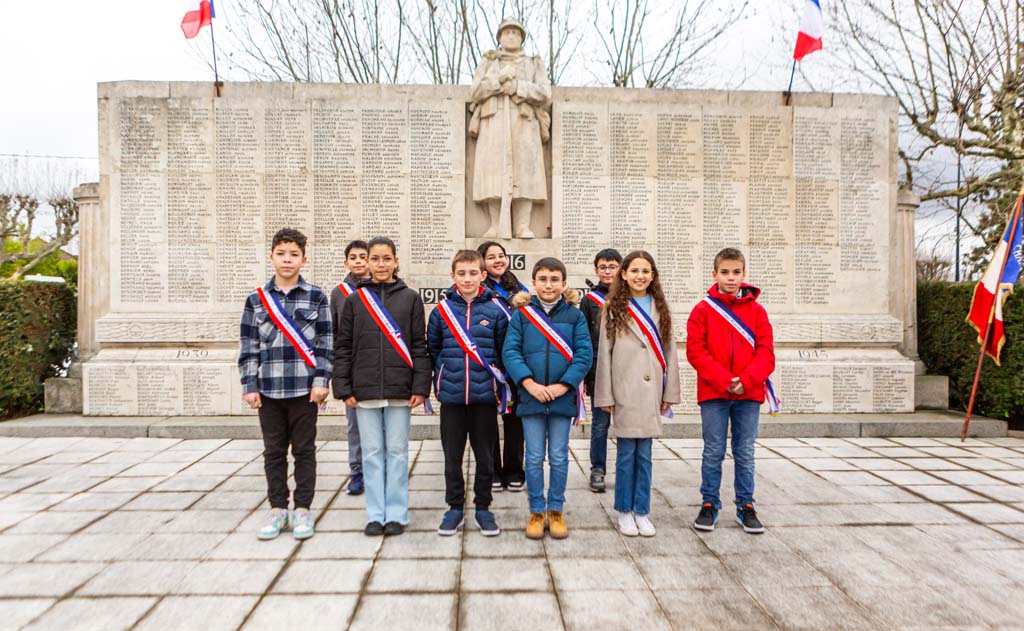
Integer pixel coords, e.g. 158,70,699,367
256,287,316,368
519,304,587,425
357,287,413,368
585,289,607,308
702,295,781,414
437,300,511,413
627,298,673,418
491,298,513,320
338,281,355,297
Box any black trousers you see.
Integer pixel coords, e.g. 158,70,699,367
441,403,498,510
259,395,318,510
492,412,525,484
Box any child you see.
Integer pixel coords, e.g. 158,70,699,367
239,228,332,541
503,257,592,540
581,247,622,492
333,237,432,536
477,241,529,492
686,247,777,535
594,251,680,537
428,250,509,537
330,239,370,496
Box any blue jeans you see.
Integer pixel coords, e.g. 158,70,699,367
356,405,410,524
346,406,362,476
699,399,760,510
614,437,652,515
589,397,611,472
522,414,571,513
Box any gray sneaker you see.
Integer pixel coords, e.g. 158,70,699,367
589,469,606,493
257,508,290,540
292,508,315,540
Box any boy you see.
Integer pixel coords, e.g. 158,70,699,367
686,247,776,535
581,247,621,492
427,250,509,537
330,239,370,495
503,257,592,540
239,228,332,541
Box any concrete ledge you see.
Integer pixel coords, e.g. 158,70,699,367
0,410,1005,439
915,374,949,410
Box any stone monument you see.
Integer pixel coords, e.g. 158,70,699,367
67,80,917,417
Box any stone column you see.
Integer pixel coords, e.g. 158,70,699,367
74,182,101,363
896,187,925,375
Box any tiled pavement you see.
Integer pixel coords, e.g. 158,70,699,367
0,435,1023,630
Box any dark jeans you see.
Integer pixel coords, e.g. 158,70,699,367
441,403,498,510
259,394,318,510
589,396,611,472
492,412,525,484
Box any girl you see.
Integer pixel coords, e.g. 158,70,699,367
477,241,528,492
594,250,681,537
333,237,432,536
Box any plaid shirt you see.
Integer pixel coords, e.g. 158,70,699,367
238,276,333,399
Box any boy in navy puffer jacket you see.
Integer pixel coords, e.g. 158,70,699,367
428,250,509,537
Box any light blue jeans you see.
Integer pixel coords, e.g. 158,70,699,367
522,414,571,513
699,399,760,510
356,405,410,525
614,437,653,515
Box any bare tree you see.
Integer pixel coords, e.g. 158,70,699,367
916,252,952,282
593,0,750,88
1,193,79,280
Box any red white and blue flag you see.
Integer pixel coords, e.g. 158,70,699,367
967,192,1024,365
181,0,215,39
792,0,823,61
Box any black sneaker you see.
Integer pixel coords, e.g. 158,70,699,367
383,521,405,536
693,503,718,532
589,469,606,493
346,474,364,496
506,479,525,493
364,521,385,536
736,503,765,534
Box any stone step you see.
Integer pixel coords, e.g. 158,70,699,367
0,410,1005,439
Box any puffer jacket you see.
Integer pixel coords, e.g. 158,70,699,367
427,286,509,405
685,283,775,404
502,291,593,419
332,276,432,402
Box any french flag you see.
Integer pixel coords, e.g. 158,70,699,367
181,0,215,39
793,0,824,61
966,193,1023,365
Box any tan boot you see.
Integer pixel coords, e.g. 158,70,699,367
525,512,546,539
548,511,568,539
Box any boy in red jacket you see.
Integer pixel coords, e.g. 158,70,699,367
686,248,776,534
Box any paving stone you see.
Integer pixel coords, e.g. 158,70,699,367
162,509,250,533
873,502,967,524
621,526,712,557
6,510,103,534
694,526,791,555
83,510,176,534
0,598,56,631
152,475,229,492
549,558,648,591
208,532,299,560
0,534,67,561
463,529,546,557
930,470,1004,485
459,592,563,631
0,493,72,512
80,560,197,595
461,558,551,592
135,595,259,631
23,596,157,631
348,593,455,631
172,560,285,594
366,558,459,592
120,491,205,511
0,562,105,597
564,590,672,631
722,550,833,590
273,559,372,593
636,555,737,591
192,491,266,511
88,476,167,493
750,585,882,630
655,587,780,630
844,585,978,631
377,530,461,559
315,509,368,532
542,528,630,558
292,532,382,560
51,491,139,511
903,485,989,502
127,532,227,560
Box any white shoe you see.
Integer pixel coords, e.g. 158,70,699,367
635,514,656,537
617,511,639,537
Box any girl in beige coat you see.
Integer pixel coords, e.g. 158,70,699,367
594,251,681,537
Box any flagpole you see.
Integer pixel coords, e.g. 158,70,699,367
961,194,1023,441
784,60,797,106
209,12,222,97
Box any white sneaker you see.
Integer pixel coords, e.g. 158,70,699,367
617,511,639,536
635,514,656,537
257,508,290,540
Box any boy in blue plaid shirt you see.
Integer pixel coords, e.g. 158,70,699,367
239,228,332,541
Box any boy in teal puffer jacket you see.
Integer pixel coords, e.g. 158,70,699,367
502,257,592,540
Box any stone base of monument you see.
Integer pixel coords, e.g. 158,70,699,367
1,410,1005,439
915,374,950,410
43,376,83,414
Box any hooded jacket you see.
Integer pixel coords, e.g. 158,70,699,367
427,286,509,405
502,290,593,419
332,276,432,402
685,283,775,404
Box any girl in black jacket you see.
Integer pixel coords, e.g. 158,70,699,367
334,237,432,536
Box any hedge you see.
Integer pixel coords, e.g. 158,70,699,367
918,281,1024,425
0,281,76,418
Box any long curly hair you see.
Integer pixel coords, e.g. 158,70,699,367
604,250,673,345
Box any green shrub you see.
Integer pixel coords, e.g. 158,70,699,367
918,281,1024,425
0,281,76,418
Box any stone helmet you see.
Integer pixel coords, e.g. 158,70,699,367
495,18,527,43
